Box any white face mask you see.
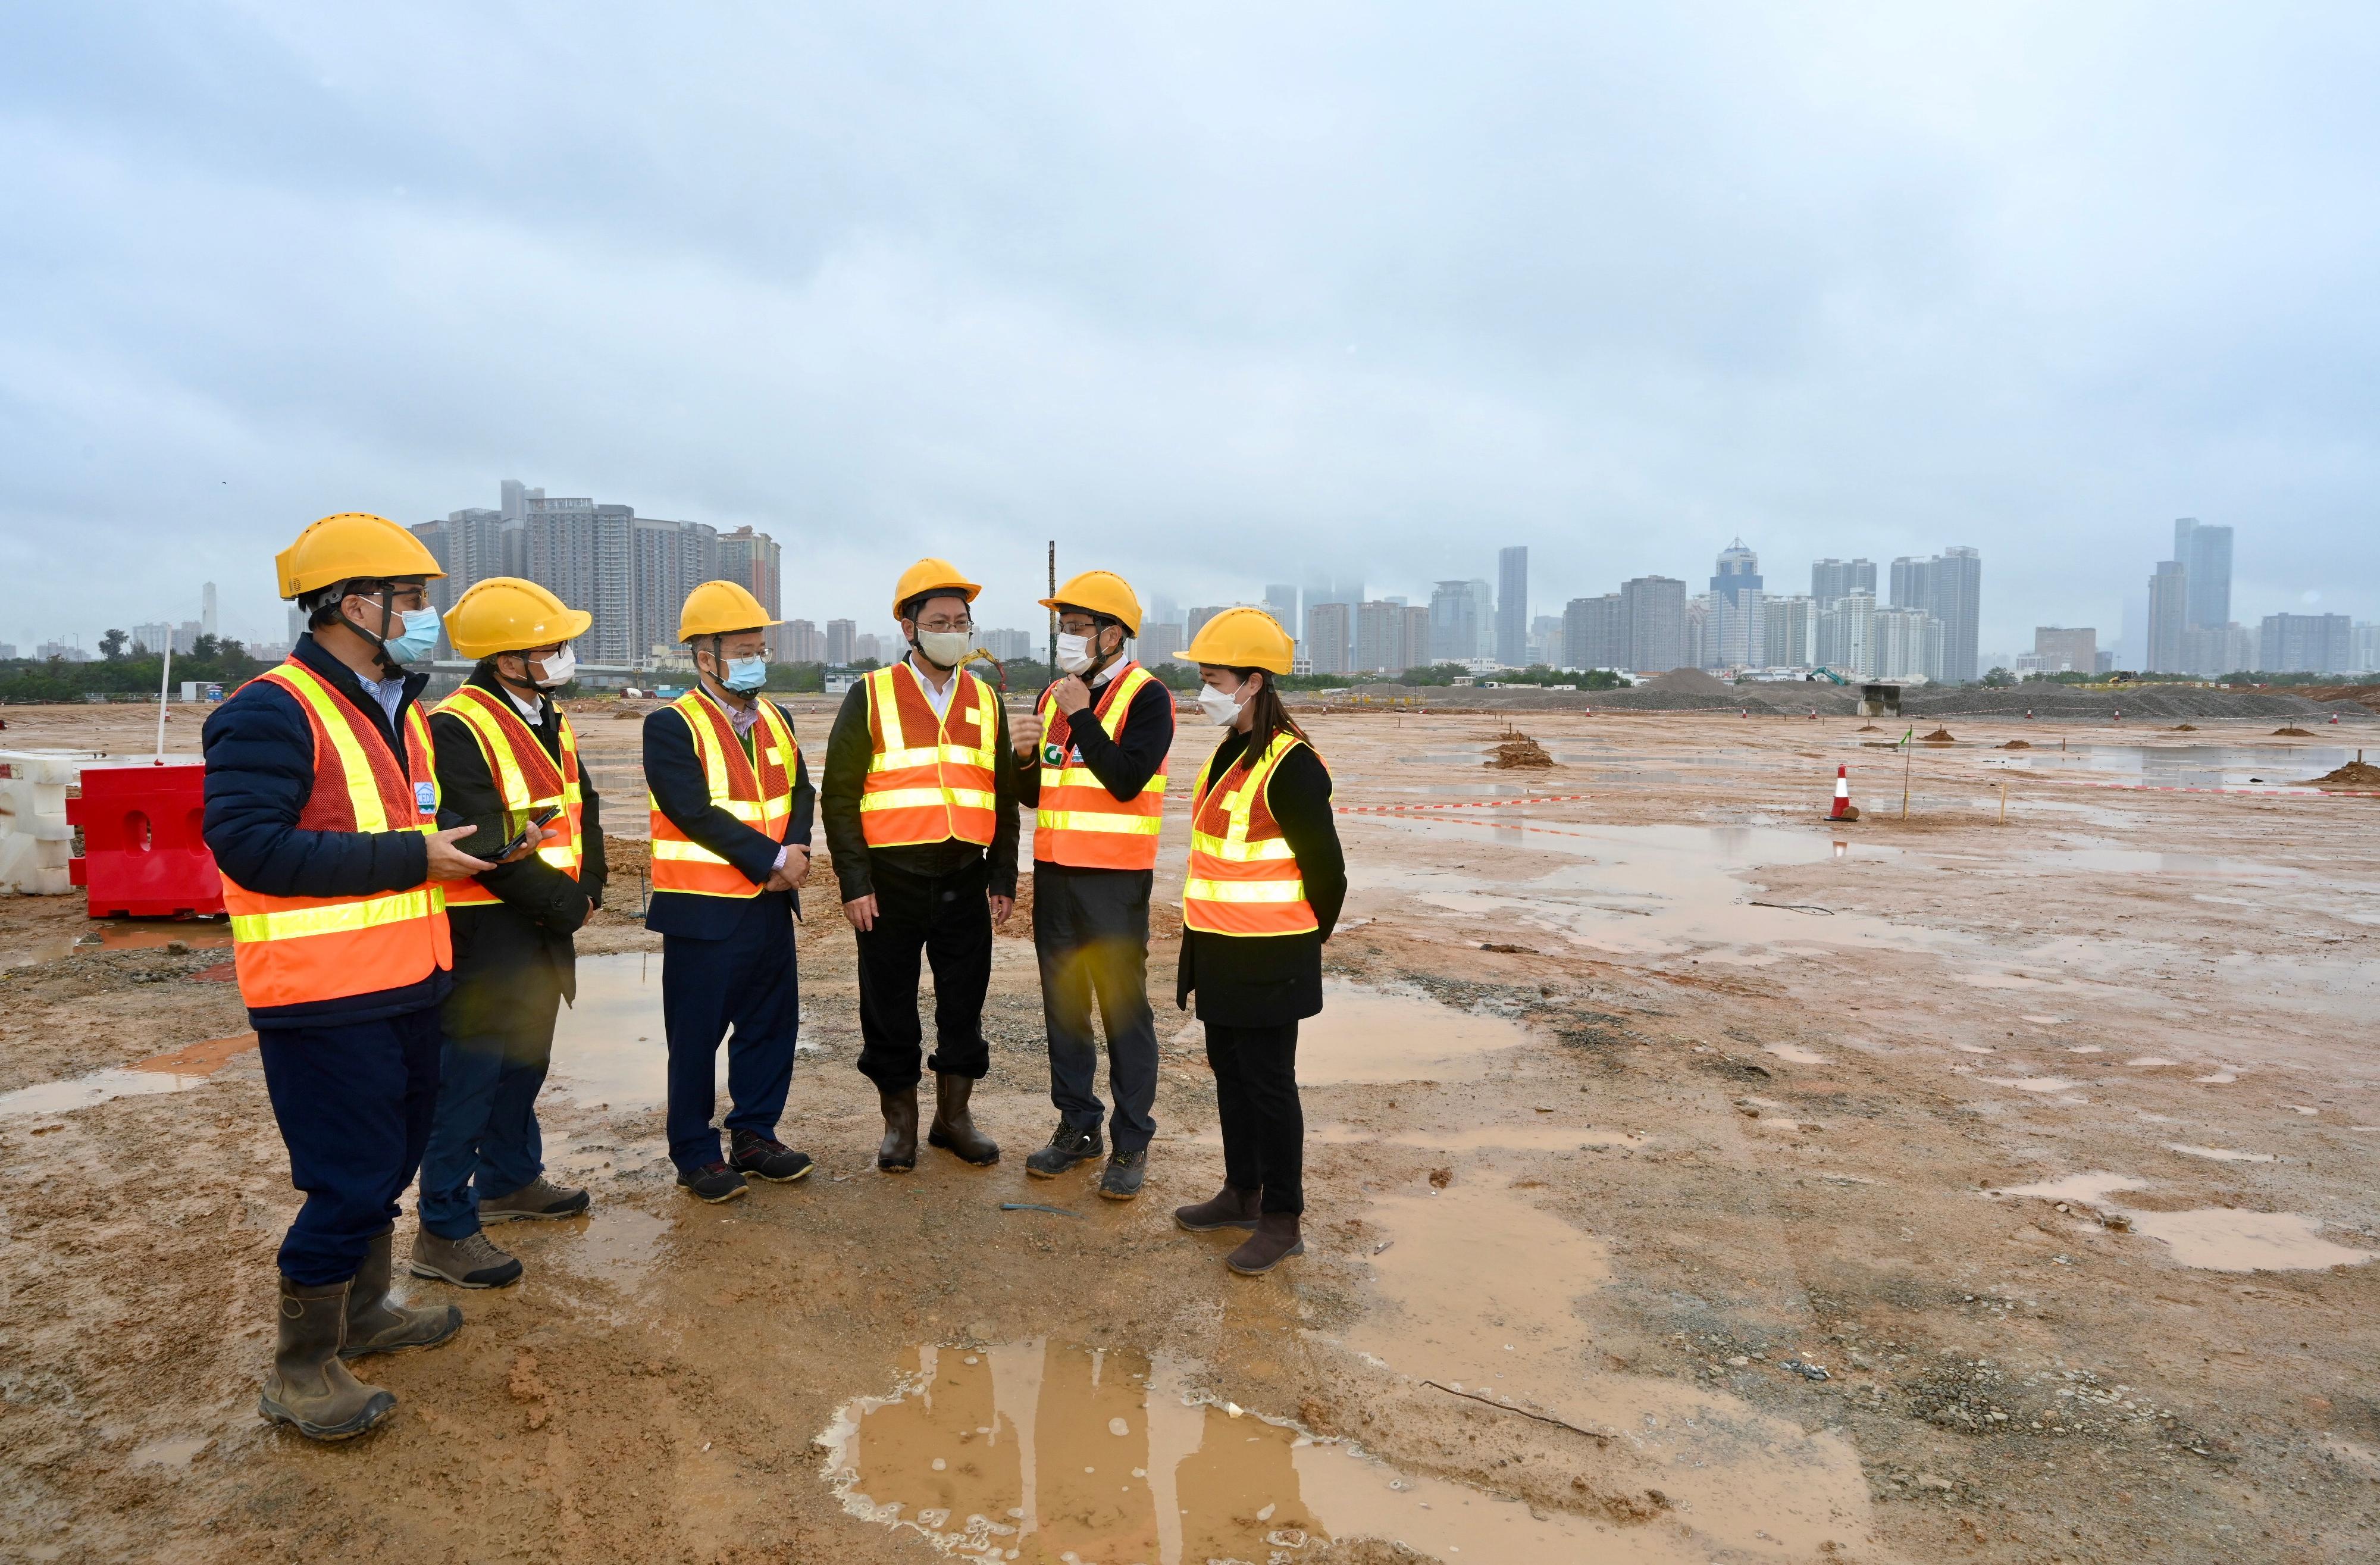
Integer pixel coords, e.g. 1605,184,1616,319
1054,631,1094,675
1197,681,1246,727
530,646,577,688
915,630,972,669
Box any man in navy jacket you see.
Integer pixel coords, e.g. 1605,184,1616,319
643,581,817,1202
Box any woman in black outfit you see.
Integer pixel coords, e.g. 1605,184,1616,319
1169,608,1346,1275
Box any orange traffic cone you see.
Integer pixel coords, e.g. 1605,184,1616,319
1828,763,1859,822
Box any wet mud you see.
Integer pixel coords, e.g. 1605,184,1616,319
1,702,2375,1563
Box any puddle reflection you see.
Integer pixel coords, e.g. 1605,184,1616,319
823,1340,1609,1563
0,918,234,971
0,1032,256,1119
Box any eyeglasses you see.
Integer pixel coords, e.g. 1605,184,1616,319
914,616,974,634
1057,616,1103,636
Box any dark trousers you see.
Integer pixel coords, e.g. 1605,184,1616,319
418,957,562,1240
1204,1021,1304,1215
258,1007,444,1285
1034,866,1157,1152
854,856,992,1090
662,893,798,1171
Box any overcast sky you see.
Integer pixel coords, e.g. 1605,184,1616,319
4,2,2375,656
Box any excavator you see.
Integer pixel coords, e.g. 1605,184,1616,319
1804,665,1899,716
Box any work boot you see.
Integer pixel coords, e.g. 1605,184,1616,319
1173,1184,1260,1232
478,1175,591,1223
1097,1148,1148,1201
676,1162,750,1203
342,1227,462,1358
410,1228,525,1289
926,1073,1000,1166
258,1278,396,1442
730,1129,815,1183
1226,1213,1305,1276
1025,1120,1103,1179
877,1087,920,1173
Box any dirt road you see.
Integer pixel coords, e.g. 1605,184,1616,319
2,700,2374,1563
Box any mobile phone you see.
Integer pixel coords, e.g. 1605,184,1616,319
496,805,562,860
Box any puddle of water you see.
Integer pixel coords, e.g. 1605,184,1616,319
553,1204,674,1284
1762,1044,1830,1065
0,1031,254,1119
1351,821,1939,967
2165,1144,2277,1164
2021,1014,2066,1025
1999,1172,2146,1204
0,918,234,970
1343,1182,1881,1558
2127,1056,2182,1067
2064,1045,2104,1055
821,1339,1614,1564
126,1435,208,1469
1285,981,1534,1084
2194,1069,2239,1085
1951,1043,1996,1054
2009,743,2357,791
2125,1210,2371,1272
1982,1076,2084,1094
131,1032,258,1075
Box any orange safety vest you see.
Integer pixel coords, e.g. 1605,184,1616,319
647,688,800,898
1181,730,1321,937
434,684,583,907
859,661,998,849
1033,661,1167,870
219,659,452,1008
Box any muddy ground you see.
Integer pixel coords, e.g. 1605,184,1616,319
2,700,2376,1563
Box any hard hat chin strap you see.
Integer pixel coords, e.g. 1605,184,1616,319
331,580,403,677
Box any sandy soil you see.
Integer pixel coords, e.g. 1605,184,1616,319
2,699,2376,1563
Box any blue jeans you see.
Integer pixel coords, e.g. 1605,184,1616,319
258,1008,443,1285
663,894,799,1170
417,974,559,1240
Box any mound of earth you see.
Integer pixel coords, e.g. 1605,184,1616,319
1919,727,1956,743
2170,723,2198,731
1643,666,1733,696
2303,760,2380,788
1486,729,1555,769
2000,739,2031,749
2272,726,2315,737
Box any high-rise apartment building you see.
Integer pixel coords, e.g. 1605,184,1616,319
286,605,308,646
2031,627,2098,674
1873,608,1943,682
1817,590,1877,678
2353,622,2380,675
1301,578,1361,663
2181,623,2254,678
787,619,823,663
1427,581,1480,663
2174,518,2233,631
715,525,783,658
1762,595,1815,668
1810,558,1877,609
2259,614,2352,675
825,619,856,665
1185,606,1230,647
1563,594,1627,671
1885,548,1981,682
131,622,173,656
1705,540,1764,671
1620,575,1686,672
1137,623,1184,666
201,582,218,638
1355,600,1429,675
1304,602,1351,675
1263,585,1299,633
1495,547,1529,666
2146,561,2188,673
1529,614,1563,668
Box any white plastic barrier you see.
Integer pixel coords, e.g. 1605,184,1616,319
0,751,105,896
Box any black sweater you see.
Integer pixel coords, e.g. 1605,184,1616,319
1175,728,1345,1027
1013,665,1177,869
820,662,1020,903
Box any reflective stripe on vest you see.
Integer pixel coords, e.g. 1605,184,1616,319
646,689,800,898
859,662,999,849
218,659,452,1009
435,684,584,907
1180,730,1320,937
1032,661,1167,870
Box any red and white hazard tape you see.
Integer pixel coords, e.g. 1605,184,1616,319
1335,794,1594,815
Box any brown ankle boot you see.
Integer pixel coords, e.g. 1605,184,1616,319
1226,1212,1304,1275
1174,1184,1261,1232
877,1087,919,1172
926,1073,1000,1166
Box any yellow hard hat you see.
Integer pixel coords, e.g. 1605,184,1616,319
275,512,445,599
1186,606,1295,675
891,558,981,621
1038,569,1142,636
446,577,593,660
679,580,783,641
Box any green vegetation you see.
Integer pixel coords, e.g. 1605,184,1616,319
0,636,270,704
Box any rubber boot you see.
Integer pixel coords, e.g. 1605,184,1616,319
258,1278,396,1441
1174,1184,1261,1232
343,1226,462,1358
1226,1213,1305,1276
878,1086,920,1172
926,1072,1000,1166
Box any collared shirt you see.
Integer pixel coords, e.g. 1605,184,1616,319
358,671,408,730
909,655,956,718
503,686,546,724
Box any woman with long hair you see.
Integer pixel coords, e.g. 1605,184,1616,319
1170,608,1346,1275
